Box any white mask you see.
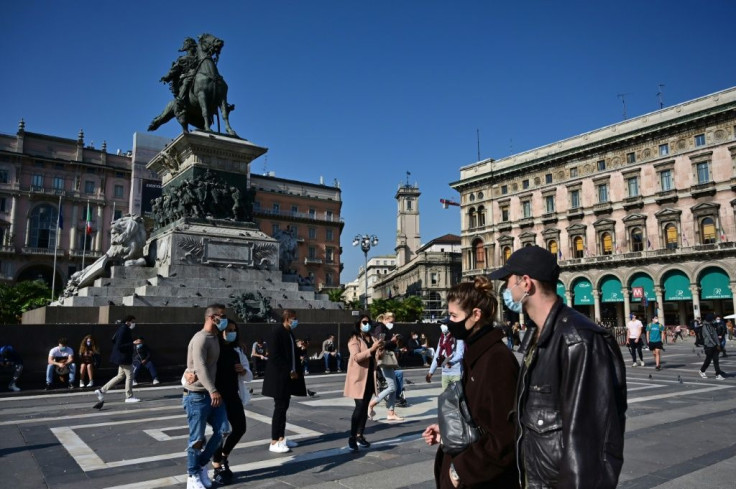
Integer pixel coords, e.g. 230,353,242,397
129,322,136,330
385,323,394,330
440,324,449,334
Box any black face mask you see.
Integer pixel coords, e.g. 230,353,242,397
446,316,471,340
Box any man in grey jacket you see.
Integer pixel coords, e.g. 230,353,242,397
698,313,727,380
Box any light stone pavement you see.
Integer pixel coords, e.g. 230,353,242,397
1,338,735,489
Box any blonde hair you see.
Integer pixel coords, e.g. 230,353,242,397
383,311,395,321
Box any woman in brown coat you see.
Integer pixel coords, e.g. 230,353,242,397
343,313,384,452
422,276,520,488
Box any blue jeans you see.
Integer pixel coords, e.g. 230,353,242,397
374,367,397,410
394,370,404,397
46,363,76,384
132,360,158,381
324,352,342,371
412,348,430,364
182,391,228,476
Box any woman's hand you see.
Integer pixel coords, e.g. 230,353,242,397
422,424,441,445
370,339,384,352
234,363,245,373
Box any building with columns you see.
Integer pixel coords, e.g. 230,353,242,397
452,87,736,326
0,122,134,289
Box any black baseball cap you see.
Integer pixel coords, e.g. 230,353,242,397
488,246,560,283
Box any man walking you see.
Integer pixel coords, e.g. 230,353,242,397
490,246,627,488
699,313,727,380
183,304,229,489
646,316,666,370
626,314,645,367
95,316,139,404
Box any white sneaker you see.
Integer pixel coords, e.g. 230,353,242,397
699,371,707,379
187,474,206,489
632,362,637,367
638,360,645,367
124,397,141,403
152,379,160,385
715,375,726,380
269,441,290,453
88,381,94,387
79,381,85,388
132,381,139,386
95,389,105,401
198,465,212,488
8,383,20,392
284,438,298,448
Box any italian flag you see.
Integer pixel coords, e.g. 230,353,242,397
85,202,92,235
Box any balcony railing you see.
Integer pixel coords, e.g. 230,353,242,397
22,247,57,255
253,208,342,224
0,245,15,254
70,249,103,258
304,257,323,265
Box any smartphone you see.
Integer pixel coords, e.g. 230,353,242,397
378,333,386,341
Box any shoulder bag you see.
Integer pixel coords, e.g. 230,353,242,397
377,350,399,368
438,380,484,456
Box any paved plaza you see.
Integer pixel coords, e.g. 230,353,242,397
1,339,736,489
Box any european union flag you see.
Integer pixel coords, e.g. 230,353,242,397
58,204,64,230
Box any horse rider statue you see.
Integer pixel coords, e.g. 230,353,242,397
159,37,200,124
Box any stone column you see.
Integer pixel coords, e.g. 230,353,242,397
24,214,31,247
623,289,631,322
690,284,701,319
654,286,665,320
593,290,601,322
565,291,572,307
70,204,78,250
94,204,103,251
9,195,17,245
730,284,736,317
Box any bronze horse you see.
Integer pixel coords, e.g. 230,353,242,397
149,34,237,136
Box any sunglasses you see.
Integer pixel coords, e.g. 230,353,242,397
361,320,370,325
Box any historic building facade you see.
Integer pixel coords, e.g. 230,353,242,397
452,87,736,326
251,173,343,291
0,122,133,289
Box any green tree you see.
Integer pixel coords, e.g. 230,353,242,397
0,280,51,324
369,296,424,322
327,288,345,303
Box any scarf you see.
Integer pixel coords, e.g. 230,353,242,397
438,333,455,358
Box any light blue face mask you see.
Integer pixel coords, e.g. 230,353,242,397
216,317,229,331
503,281,527,314
290,319,299,329
360,322,371,333
225,332,237,343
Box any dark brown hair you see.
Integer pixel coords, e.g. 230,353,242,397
446,275,497,321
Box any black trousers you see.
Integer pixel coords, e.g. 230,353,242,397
351,373,375,438
271,396,290,440
627,339,644,362
214,395,247,462
700,347,724,376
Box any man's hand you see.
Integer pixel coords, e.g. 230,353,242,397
422,424,441,445
184,371,197,384
210,391,222,407
425,373,432,383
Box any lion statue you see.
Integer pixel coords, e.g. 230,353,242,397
107,214,147,265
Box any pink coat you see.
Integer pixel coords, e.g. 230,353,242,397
343,334,378,399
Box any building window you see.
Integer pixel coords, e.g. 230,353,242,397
253,201,261,211
272,223,280,235
522,179,529,189
326,229,334,241
501,206,509,222
113,210,123,220
0,169,8,183
597,183,609,203
573,236,584,258
545,195,555,213
522,200,531,218
570,189,580,209
325,272,334,286
695,134,706,147
308,227,317,239
547,240,558,258
308,246,317,259
477,206,486,226
468,208,477,228
308,208,316,219
597,160,606,171
502,246,512,264
78,233,93,250
32,174,43,189
545,173,553,184
696,162,710,184
326,210,333,221
431,272,438,285
501,185,508,195
627,177,639,197
0,197,6,213
626,152,636,164
290,205,298,216
272,203,280,213
660,169,673,191
53,177,64,191
406,199,413,211
601,232,613,255
28,204,58,249
701,217,717,244
473,240,485,269
570,167,578,178
631,228,644,252
659,143,669,156
665,224,678,249
325,247,334,263
114,184,124,198
84,181,95,194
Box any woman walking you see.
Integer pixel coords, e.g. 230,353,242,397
344,313,384,451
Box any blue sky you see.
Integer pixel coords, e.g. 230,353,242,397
2,1,735,280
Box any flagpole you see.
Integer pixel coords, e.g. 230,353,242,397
51,195,62,301
82,200,89,270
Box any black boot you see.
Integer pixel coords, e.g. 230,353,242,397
348,436,359,452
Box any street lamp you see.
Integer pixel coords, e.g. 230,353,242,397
353,234,379,309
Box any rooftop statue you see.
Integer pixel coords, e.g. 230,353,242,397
148,34,237,136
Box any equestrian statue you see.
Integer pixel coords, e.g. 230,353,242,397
148,33,238,136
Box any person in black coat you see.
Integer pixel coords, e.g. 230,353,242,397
94,315,140,403
262,309,307,453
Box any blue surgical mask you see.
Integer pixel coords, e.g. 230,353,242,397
225,332,237,343
290,319,298,329
216,317,229,331
503,281,527,314
360,322,371,333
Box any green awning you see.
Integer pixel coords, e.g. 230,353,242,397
630,273,655,303
557,281,567,305
663,270,692,301
700,267,732,299
573,278,594,305
600,276,624,302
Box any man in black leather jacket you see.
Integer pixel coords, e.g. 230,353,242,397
490,246,627,488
